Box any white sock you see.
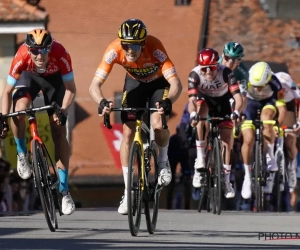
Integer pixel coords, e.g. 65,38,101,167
244,164,251,180
122,166,128,190
266,143,275,158
223,164,231,183
196,140,205,160
288,158,297,171
277,137,284,149
157,144,168,162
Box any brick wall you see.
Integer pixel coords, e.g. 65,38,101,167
37,0,206,179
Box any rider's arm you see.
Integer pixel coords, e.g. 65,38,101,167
166,77,182,103
58,46,76,111
224,67,243,113
89,44,117,104
1,84,14,116
187,70,200,114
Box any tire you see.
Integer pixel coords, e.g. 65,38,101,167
127,141,143,236
274,149,284,212
32,140,57,232
144,141,159,234
214,138,222,215
254,141,262,212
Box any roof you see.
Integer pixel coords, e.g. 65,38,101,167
0,0,48,22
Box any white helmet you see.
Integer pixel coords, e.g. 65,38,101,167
249,62,272,87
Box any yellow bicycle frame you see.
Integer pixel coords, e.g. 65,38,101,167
133,119,145,191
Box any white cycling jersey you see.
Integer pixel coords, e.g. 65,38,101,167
275,72,300,102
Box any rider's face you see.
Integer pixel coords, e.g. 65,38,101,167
121,43,143,62
28,47,50,68
200,65,218,81
222,54,242,70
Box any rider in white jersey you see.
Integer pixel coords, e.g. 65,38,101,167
274,72,300,192
188,48,243,199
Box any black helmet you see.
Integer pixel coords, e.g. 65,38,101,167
118,19,147,43
25,29,53,48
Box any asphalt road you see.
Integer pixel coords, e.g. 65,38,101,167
0,209,300,250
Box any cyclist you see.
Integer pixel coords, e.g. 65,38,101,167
219,42,249,111
275,72,300,192
0,29,76,215
241,62,287,199
89,19,183,215
188,48,244,199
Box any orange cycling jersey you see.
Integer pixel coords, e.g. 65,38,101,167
7,41,74,86
94,35,178,83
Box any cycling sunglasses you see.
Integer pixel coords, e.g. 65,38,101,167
224,55,242,63
29,47,50,55
121,43,143,51
200,65,217,73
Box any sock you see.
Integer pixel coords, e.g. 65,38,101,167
244,164,251,180
157,144,168,162
288,158,297,171
196,140,205,160
223,164,231,183
58,168,69,193
266,143,275,158
122,166,128,190
277,137,284,149
14,138,27,154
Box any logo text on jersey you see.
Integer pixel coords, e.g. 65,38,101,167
105,49,117,64
125,63,159,78
12,60,23,76
60,57,71,71
153,49,167,62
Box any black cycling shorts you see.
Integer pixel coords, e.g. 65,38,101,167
13,71,66,116
121,74,170,123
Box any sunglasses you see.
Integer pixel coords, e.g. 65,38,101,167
200,65,217,73
29,47,50,55
224,55,242,62
121,43,142,51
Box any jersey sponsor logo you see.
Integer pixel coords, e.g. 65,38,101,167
270,78,281,90
153,49,167,62
125,63,159,78
95,68,108,80
199,80,223,90
60,57,71,71
12,60,22,76
188,77,196,83
163,67,177,79
237,65,246,75
104,49,117,64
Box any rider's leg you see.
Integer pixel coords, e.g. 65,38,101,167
192,100,209,188
241,127,255,199
261,105,277,193
283,104,298,191
220,126,235,198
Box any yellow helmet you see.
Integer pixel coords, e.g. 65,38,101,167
249,62,272,87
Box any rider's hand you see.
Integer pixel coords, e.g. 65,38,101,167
156,98,172,116
0,120,9,139
293,121,300,134
98,99,113,117
189,111,198,127
273,126,279,138
231,110,241,125
53,109,67,126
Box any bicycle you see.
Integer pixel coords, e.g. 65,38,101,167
103,99,167,236
0,102,64,232
272,125,294,212
237,110,276,212
196,115,232,215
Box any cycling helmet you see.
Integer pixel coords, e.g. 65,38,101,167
249,62,272,87
118,19,147,43
25,29,53,48
223,42,244,58
197,48,219,66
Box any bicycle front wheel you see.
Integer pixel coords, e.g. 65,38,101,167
127,141,143,236
254,141,262,212
144,141,159,234
32,139,57,232
213,138,222,215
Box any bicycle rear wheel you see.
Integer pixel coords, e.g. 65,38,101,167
144,141,160,234
127,141,143,236
213,138,222,215
32,139,57,232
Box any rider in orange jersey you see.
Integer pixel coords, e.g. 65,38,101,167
89,18,182,215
